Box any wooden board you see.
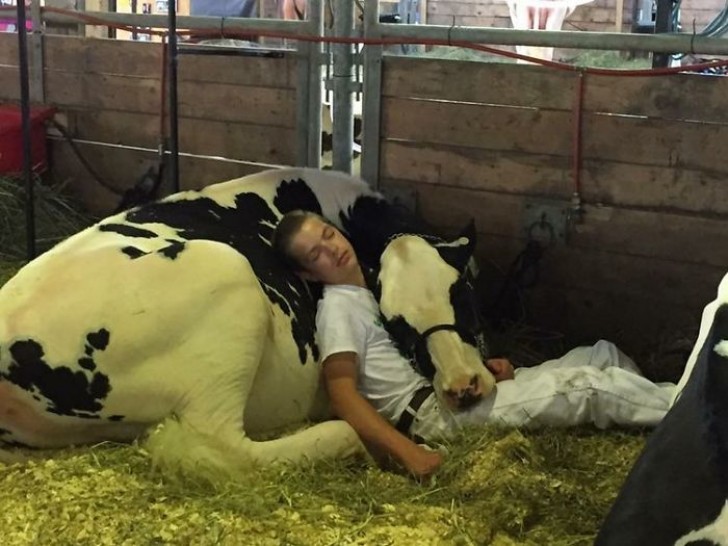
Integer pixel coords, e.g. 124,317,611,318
43,35,297,88
44,72,297,127
380,140,728,215
382,97,728,172
383,57,576,110
383,56,728,123
524,285,704,365
50,140,280,214
381,178,728,269
0,66,20,101
62,110,296,165
0,33,19,66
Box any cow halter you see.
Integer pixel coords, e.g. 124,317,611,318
421,324,460,340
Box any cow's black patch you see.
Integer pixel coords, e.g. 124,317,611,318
108,415,125,422
3,339,110,418
340,195,431,269
596,304,728,545
384,315,436,379
321,131,333,153
122,178,327,364
683,541,720,546
84,345,94,356
77,357,96,371
86,329,110,351
122,246,149,259
272,178,323,217
159,240,185,260
99,224,157,239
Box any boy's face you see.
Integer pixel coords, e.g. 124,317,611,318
288,217,362,285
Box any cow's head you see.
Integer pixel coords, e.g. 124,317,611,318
374,223,496,410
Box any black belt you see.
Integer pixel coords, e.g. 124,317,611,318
395,385,435,440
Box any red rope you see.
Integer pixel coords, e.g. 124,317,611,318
572,71,585,199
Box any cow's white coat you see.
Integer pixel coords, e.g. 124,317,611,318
0,168,375,478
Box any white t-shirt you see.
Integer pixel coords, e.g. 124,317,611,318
316,284,431,424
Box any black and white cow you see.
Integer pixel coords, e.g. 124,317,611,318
0,167,494,479
596,273,728,545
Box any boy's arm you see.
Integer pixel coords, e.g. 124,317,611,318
323,351,443,479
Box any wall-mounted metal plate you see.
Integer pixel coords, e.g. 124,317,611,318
523,198,569,244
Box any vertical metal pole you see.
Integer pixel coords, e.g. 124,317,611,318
17,0,36,260
131,0,138,40
652,0,673,68
167,0,180,192
295,1,321,167
30,0,44,104
295,37,311,166
332,0,354,173
306,0,324,168
361,0,383,188
108,0,117,39
76,0,86,36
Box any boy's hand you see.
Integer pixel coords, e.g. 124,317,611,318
485,358,515,382
403,443,444,480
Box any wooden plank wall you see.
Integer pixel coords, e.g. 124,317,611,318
380,56,728,360
0,33,297,213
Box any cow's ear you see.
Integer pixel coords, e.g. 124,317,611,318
457,219,477,251
434,224,476,272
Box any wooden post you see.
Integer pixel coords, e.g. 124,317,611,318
615,0,624,32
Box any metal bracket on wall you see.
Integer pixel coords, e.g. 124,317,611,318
522,198,570,245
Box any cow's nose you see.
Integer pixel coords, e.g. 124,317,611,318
445,375,483,409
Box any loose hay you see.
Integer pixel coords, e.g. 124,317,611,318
0,227,646,545
0,175,97,261
0,428,646,546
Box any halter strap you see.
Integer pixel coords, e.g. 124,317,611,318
420,324,459,340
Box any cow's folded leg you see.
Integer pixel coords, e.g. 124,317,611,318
144,416,363,482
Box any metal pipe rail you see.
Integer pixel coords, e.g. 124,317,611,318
29,9,728,56
40,10,310,34
377,22,728,56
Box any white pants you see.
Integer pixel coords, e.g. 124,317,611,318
410,340,676,442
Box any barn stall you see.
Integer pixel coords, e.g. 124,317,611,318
1,0,728,543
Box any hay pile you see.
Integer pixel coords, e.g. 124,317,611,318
0,427,644,546
0,175,97,261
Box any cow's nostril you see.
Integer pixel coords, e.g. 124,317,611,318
458,390,482,409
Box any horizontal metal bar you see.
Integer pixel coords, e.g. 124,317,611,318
377,23,728,56
41,10,310,34
28,9,728,56
47,134,287,169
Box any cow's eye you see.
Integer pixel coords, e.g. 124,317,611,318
323,228,334,240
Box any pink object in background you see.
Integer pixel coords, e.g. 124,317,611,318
0,1,33,33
